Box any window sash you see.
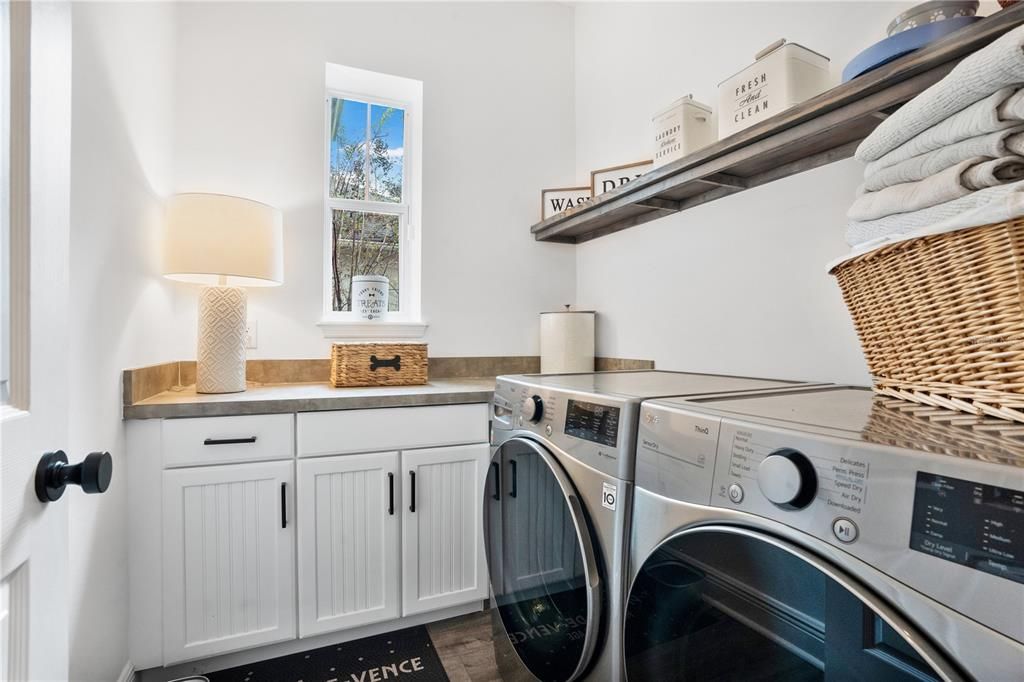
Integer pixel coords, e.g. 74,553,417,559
323,89,416,323
326,91,408,205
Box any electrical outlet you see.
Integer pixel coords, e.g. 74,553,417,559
245,320,258,349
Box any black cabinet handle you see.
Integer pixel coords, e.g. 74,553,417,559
510,459,518,498
204,436,257,446
491,461,501,501
388,472,395,515
409,471,416,513
281,482,287,528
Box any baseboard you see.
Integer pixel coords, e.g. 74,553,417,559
116,660,135,682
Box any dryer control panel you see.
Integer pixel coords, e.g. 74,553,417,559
637,400,1024,644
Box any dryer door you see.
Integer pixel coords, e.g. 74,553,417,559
625,526,962,681
484,437,602,682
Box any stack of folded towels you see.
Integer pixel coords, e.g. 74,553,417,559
847,25,1024,248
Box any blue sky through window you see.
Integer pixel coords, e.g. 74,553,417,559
330,97,404,203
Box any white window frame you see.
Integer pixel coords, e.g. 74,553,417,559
319,64,424,339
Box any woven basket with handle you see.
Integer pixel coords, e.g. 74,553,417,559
831,218,1024,423
330,343,428,388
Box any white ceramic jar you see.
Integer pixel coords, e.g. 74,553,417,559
351,275,389,321
652,95,716,167
718,39,831,139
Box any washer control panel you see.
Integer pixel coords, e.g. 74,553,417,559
493,378,637,481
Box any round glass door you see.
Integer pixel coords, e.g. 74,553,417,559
625,526,960,681
484,437,602,682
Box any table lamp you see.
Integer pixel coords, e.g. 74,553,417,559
163,193,284,394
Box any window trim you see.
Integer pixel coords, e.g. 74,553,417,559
320,82,424,337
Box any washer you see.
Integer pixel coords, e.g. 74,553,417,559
627,385,1024,680
485,370,817,681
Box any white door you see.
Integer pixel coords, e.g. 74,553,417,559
162,461,296,664
401,444,489,616
0,2,73,680
297,452,400,637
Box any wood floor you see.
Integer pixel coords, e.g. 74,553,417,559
427,610,503,681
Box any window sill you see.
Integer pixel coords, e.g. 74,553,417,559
317,319,429,339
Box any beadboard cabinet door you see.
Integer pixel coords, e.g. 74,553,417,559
297,452,400,637
162,460,296,664
402,444,489,615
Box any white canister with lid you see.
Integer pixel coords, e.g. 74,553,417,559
351,275,389,321
652,95,716,168
540,308,595,374
718,38,831,139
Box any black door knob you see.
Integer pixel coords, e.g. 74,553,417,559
35,451,113,502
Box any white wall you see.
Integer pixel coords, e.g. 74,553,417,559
68,3,184,680
170,1,577,359
572,1,994,385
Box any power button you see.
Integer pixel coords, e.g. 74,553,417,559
727,483,744,503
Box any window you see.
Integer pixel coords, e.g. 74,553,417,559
321,64,423,337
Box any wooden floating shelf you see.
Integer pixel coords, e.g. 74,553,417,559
532,5,1024,244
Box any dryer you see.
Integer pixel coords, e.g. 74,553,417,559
627,385,1024,680
485,371,816,681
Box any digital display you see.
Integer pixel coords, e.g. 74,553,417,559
564,400,620,447
910,472,1024,585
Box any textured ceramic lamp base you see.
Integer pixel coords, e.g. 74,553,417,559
197,286,247,394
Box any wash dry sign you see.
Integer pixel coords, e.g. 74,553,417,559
541,186,592,220
591,160,653,197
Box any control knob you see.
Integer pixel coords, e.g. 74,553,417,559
521,395,544,424
756,448,817,510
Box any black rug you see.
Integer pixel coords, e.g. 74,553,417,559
206,625,449,682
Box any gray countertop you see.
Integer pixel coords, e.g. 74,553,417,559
123,377,497,419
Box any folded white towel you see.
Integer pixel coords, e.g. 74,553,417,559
963,156,1024,189
862,124,1024,191
850,156,1024,222
846,179,1024,247
863,87,1024,176
856,25,1024,162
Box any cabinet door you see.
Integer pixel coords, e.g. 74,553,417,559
402,443,489,615
162,460,295,664
297,452,400,637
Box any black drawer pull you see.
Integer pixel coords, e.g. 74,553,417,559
280,482,287,529
204,436,257,446
510,459,518,498
370,354,401,372
409,470,416,513
491,461,501,501
388,472,395,515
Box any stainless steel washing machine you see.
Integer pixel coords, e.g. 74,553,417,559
627,385,1024,680
485,371,816,682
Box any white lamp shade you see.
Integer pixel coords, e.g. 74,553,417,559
163,193,284,286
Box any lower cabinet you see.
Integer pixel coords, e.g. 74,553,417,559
162,460,296,665
402,443,490,615
136,404,491,666
297,452,400,637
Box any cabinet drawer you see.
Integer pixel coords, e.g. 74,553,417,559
297,403,488,457
163,414,294,468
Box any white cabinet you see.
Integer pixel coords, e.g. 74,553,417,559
297,452,400,637
162,460,296,664
402,443,489,615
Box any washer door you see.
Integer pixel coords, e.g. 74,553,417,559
484,437,602,682
625,526,962,681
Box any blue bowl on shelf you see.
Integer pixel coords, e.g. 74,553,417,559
842,15,983,82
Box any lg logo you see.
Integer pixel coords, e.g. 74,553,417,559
601,482,617,510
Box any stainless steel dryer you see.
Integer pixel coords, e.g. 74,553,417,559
485,371,814,682
627,385,1024,681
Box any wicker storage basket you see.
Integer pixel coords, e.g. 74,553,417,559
831,218,1024,423
330,343,428,388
